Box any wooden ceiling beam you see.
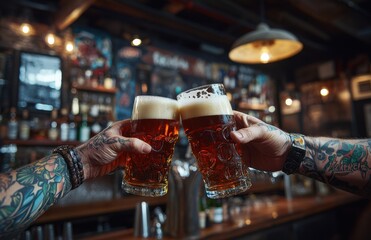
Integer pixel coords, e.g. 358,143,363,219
54,0,96,31
163,1,186,14
93,0,235,46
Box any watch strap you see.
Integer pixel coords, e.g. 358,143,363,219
282,134,306,175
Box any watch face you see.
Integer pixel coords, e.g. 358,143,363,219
291,134,306,150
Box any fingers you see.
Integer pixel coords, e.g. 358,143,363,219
233,111,264,128
231,124,266,144
107,119,131,136
245,115,263,124
233,111,249,128
117,136,152,154
91,120,151,154
112,120,151,153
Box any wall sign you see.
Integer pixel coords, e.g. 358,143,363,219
142,46,206,78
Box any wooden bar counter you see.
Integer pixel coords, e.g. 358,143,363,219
82,191,366,240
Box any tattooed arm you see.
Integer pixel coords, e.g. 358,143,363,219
231,111,371,198
0,120,151,237
300,137,371,197
0,155,71,237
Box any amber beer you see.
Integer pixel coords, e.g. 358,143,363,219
178,84,251,199
122,96,179,197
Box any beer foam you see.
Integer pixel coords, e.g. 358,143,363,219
132,95,179,120
178,95,233,120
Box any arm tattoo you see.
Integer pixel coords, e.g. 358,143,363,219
299,137,371,197
258,122,290,140
0,155,71,237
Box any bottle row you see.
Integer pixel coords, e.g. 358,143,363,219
70,67,116,90
0,107,113,142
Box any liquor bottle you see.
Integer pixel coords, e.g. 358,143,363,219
48,109,59,141
199,194,208,229
0,108,8,139
29,116,41,140
99,111,109,131
104,72,114,89
212,199,223,223
206,198,223,224
98,72,105,87
60,108,69,141
79,113,90,142
71,96,80,116
19,109,30,140
90,116,102,137
7,107,18,140
68,113,77,141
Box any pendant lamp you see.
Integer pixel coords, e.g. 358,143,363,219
229,23,303,64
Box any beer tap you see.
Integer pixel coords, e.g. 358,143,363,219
164,146,202,239
151,207,166,239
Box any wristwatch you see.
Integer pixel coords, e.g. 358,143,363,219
282,133,306,175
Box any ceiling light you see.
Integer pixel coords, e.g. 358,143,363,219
19,23,35,36
131,37,142,47
63,29,75,53
229,23,303,64
320,87,329,96
285,97,293,106
260,46,271,63
46,33,56,46
20,23,31,34
268,106,276,113
65,41,74,52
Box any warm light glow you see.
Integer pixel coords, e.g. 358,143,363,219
268,105,276,113
141,83,148,93
272,211,278,219
260,47,271,63
320,87,329,96
65,41,74,52
20,23,32,35
285,98,293,106
245,219,251,225
226,92,232,101
228,23,303,64
131,37,142,46
46,33,56,46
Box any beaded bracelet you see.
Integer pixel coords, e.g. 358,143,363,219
53,145,84,189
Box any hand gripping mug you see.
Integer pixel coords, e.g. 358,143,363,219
122,95,180,197
177,84,251,199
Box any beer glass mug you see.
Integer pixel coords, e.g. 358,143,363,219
177,84,251,199
122,95,180,197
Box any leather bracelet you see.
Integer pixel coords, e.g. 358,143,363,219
282,134,306,175
53,145,84,189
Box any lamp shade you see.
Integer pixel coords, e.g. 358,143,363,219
229,23,303,64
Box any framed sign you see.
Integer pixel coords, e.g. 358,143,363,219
365,103,371,137
351,74,371,100
18,52,62,111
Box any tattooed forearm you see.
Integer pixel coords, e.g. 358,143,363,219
299,137,371,197
0,154,71,237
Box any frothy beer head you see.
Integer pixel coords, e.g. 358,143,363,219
132,95,179,120
177,88,233,120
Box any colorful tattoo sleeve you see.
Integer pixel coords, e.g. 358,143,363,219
0,154,71,237
299,137,371,197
